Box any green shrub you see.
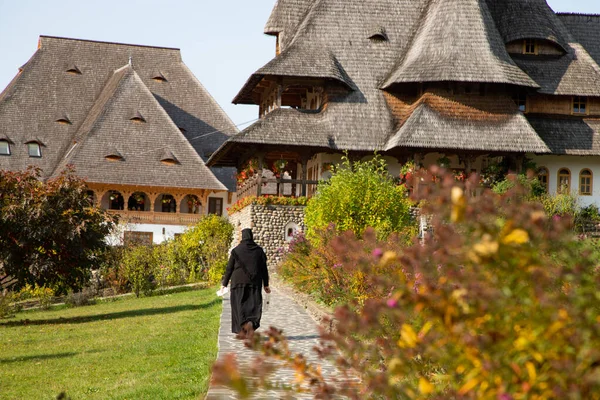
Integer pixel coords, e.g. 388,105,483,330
213,170,600,399
304,155,415,241
177,214,233,284
121,245,156,297
0,290,19,318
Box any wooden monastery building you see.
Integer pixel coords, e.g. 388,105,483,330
208,0,600,208
0,36,237,244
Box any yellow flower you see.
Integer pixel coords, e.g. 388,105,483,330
469,234,499,262
502,229,529,245
419,377,434,394
398,324,418,348
451,186,466,222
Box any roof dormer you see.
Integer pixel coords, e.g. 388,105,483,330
105,146,124,162
368,26,389,42
130,111,146,123
160,149,179,165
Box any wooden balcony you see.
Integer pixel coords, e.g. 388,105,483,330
106,210,203,226
237,176,320,200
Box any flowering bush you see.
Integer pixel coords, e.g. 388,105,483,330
212,169,600,399
227,195,308,215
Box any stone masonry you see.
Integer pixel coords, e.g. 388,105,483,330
228,204,305,269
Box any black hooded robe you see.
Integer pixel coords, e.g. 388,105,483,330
221,229,269,334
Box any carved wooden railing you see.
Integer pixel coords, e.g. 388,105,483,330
106,210,203,226
236,177,321,200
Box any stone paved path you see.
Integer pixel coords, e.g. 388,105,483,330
206,287,338,399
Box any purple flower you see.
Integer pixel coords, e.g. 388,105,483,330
386,298,398,308
497,394,513,400
332,263,342,269
372,248,383,258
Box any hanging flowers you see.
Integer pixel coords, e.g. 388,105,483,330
272,159,288,177
236,158,259,185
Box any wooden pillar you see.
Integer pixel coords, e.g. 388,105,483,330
149,193,157,213
300,154,309,197
257,153,265,197
413,152,424,169
515,154,525,174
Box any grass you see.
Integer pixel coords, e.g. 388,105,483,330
0,287,222,400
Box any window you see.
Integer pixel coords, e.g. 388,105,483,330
208,197,223,216
573,96,588,114
538,167,549,193
27,142,41,157
512,94,527,112
124,231,153,246
0,140,10,155
523,39,537,55
558,168,571,193
580,169,593,196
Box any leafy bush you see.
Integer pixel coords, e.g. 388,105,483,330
304,155,414,240
65,287,96,307
121,245,156,297
14,284,55,309
491,173,546,198
0,167,117,294
213,170,600,399
177,214,233,284
0,290,20,319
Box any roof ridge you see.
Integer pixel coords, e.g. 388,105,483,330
39,35,180,51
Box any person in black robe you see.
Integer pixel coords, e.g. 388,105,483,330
221,228,270,339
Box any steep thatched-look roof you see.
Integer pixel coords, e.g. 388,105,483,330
234,44,354,104
383,0,538,89
264,0,316,51
52,65,226,190
486,0,570,52
0,36,236,190
209,0,600,168
558,14,600,65
385,92,550,153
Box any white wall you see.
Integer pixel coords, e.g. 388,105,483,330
106,223,188,245
531,155,600,207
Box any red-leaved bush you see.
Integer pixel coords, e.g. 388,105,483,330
212,169,600,399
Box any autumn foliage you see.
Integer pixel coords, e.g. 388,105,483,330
212,169,600,399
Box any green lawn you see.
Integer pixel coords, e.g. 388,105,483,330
0,288,222,400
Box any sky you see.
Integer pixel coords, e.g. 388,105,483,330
1,0,599,130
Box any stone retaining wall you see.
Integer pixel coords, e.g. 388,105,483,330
228,204,306,269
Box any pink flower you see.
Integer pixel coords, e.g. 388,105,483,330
372,248,383,258
386,298,398,308
333,263,342,269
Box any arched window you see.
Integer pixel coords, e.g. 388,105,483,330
108,191,124,210
537,167,549,193
159,194,176,213
579,169,593,196
558,168,571,194
128,192,149,211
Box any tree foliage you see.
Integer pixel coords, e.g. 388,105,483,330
304,155,414,240
213,169,600,399
0,167,116,294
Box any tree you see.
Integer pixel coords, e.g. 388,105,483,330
304,155,414,240
0,167,116,294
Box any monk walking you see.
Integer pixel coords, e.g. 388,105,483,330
220,228,270,340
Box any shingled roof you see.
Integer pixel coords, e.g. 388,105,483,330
486,0,571,52
528,115,600,155
384,92,550,153
264,0,316,50
0,36,236,191
51,65,225,190
209,0,600,168
234,43,355,104
558,14,600,66
383,0,538,89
